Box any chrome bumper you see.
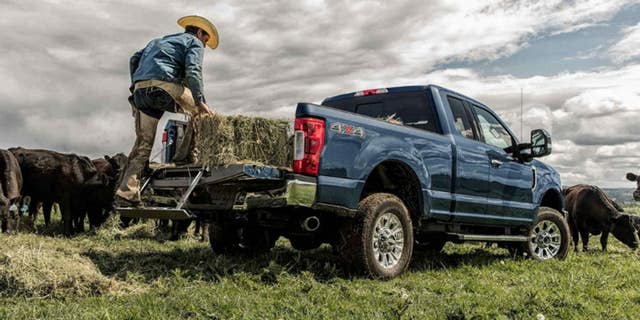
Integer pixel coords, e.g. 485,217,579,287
283,178,316,207
233,177,317,210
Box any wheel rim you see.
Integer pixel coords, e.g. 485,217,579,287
529,219,562,260
372,212,405,269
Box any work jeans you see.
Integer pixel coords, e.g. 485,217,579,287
116,80,199,202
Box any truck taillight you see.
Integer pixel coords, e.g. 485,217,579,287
293,117,325,176
162,131,168,143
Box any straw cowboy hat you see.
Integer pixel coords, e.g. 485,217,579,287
177,15,219,49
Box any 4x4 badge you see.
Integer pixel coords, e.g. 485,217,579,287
330,122,365,138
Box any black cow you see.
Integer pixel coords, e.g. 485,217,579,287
73,154,128,231
625,173,640,201
9,147,107,235
564,184,639,252
0,149,22,234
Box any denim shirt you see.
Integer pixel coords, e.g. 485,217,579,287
130,32,206,104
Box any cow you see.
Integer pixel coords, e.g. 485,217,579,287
9,147,107,235
73,153,128,231
564,184,639,252
0,149,22,234
625,173,640,201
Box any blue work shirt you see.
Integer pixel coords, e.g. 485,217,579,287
130,32,206,104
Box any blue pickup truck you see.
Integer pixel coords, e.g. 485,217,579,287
118,84,569,279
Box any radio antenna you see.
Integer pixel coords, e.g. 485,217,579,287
520,87,523,141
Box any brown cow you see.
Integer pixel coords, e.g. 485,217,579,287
0,149,22,234
564,184,639,252
625,173,640,201
9,147,107,235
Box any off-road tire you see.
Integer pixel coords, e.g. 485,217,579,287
289,236,323,251
336,193,414,279
524,207,570,260
209,222,240,253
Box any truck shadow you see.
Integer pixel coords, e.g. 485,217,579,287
410,245,515,272
83,244,342,283
83,241,511,284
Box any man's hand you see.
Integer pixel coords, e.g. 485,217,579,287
198,102,215,116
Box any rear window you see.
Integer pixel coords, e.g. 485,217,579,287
323,90,441,133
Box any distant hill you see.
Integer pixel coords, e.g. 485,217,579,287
602,188,636,204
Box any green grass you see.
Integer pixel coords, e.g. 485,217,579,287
1,208,640,319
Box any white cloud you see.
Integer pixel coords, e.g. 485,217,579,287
609,22,640,63
0,0,639,188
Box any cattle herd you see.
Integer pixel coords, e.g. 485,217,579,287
0,147,127,235
1,147,640,252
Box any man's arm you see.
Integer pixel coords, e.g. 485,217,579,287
129,49,144,93
184,40,206,105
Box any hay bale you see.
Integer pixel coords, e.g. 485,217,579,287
195,114,292,167
0,237,115,298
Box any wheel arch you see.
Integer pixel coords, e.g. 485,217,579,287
538,188,564,216
360,160,426,227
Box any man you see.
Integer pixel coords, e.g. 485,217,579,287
115,15,218,206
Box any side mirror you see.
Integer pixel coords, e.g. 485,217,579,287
531,129,552,157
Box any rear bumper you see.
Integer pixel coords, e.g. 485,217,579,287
284,177,317,207
233,175,317,210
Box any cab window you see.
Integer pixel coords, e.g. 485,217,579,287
447,96,476,140
473,105,514,149
324,90,441,134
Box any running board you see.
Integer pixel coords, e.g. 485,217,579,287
117,207,193,220
446,233,527,242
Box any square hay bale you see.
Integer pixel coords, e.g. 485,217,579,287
194,114,292,167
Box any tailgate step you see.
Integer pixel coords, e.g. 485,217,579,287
117,207,193,220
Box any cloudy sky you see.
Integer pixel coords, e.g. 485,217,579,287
1,0,639,187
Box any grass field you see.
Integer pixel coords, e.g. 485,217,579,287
1,207,640,319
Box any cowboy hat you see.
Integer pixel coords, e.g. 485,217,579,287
177,15,219,49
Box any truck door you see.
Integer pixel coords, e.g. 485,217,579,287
445,95,490,223
470,104,536,224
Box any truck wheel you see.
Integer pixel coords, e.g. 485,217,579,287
209,222,240,253
525,207,570,260
337,193,414,279
289,236,323,251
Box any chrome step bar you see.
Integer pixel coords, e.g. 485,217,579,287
446,233,528,242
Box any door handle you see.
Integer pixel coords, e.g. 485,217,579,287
490,159,503,167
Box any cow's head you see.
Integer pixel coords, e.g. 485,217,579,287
626,173,640,201
611,214,640,249
105,153,128,189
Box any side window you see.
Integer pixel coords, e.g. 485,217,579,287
473,105,514,149
447,96,476,140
